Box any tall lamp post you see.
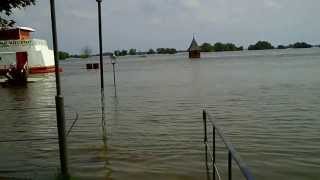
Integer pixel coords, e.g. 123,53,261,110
49,0,69,178
97,0,104,94
111,55,117,96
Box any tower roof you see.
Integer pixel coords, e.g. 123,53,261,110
188,36,200,51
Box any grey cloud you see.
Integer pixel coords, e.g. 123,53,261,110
11,0,320,53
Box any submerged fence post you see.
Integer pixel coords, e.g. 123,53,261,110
203,110,210,178
49,0,69,178
112,60,117,96
213,127,216,180
203,110,207,143
96,0,104,92
228,151,232,180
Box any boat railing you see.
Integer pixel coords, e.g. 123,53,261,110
202,110,255,180
0,39,47,49
0,65,9,69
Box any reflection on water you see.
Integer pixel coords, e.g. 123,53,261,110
0,48,320,179
101,91,112,179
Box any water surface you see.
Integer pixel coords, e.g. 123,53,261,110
0,48,320,179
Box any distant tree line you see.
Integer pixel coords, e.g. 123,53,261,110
248,41,314,50
156,48,177,54
58,41,318,60
277,42,313,49
200,42,243,52
201,41,316,51
112,48,177,56
58,51,70,60
58,46,93,60
248,41,274,50
114,48,138,56
58,51,91,60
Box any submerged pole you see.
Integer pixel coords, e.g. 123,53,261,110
97,0,104,92
111,60,117,96
49,0,69,178
112,62,116,87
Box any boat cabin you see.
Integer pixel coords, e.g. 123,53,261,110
0,27,35,41
0,26,56,76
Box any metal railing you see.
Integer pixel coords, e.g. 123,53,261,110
203,110,255,180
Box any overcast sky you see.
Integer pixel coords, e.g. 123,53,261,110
11,0,320,54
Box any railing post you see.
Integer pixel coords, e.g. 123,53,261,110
203,110,209,178
228,151,232,180
203,110,207,143
213,128,216,180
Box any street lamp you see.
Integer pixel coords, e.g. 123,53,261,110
96,0,104,93
111,54,117,96
49,0,69,178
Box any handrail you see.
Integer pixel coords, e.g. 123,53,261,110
203,110,255,180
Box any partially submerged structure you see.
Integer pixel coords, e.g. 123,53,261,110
0,26,55,76
188,36,201,59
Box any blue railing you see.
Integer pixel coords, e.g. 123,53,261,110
203,110,255,180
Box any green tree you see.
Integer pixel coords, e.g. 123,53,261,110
248,41,274,50
129,48,137,55
147,49,155,54
213,42,224,52
156,48,177,54
121,49,128,56
291,42,312,48
277,45,287,49
58,51,70,60
168,48,177,54
200,42,214,52
0,0,36,28
114,50,121,56
80,46,92,58
156,48,163,54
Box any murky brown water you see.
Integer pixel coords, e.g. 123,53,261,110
0,48,320,179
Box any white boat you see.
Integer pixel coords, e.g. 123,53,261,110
0,26,56,75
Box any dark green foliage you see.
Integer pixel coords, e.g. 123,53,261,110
277,42,313,49
114,50,128,56
156,48,177,54
277,45,287,49
213,42,224,51
121,49,127,56
128,48,137,55
147,49,155,54
290,42,312,48
200,42,243,52
0,0,36,28
79,54,89,59
238,46,244,51
200,43,214,52
248,41,274,50
79,46,92,59
114,50,121,56
58,51,70,60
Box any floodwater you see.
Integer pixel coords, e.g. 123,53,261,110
0,48,320,180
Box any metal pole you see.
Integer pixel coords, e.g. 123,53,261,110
203,110,210,178
49,0,69,178
203,110,207,143
112,61,117,96
228,151,232,180
112,62,116,87
97,0,104,92
213,128,216,180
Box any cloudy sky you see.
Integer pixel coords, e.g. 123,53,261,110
11,0,320,54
